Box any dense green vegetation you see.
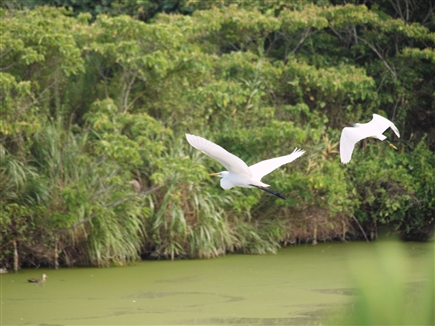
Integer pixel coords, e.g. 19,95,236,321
1,0,434,268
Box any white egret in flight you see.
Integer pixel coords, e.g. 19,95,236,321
340,114,400,164
186,134,305,200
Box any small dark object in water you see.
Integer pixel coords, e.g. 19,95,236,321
28,274,47,283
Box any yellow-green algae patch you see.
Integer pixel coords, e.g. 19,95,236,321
1,241,432,325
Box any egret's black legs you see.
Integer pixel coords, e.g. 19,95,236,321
251,185,286,200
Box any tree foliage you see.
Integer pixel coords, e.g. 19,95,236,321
1,1,434,268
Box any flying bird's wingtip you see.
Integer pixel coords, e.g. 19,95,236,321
185,133,198,143
392,126,400,139
294,147,306,155
185,134,198,148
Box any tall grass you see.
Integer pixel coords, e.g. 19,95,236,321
148,181,234,259
1,121,147,267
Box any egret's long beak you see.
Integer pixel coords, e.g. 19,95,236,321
209,173,219,177
388,143,398,150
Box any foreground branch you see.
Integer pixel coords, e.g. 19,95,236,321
352,215,369,242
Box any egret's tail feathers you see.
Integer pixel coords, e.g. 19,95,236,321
251,185,286,200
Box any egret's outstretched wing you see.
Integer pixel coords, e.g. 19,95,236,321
185,134,251,176
340,114,400,164
249,148,305,180
340,127,368,164
372,114,400,138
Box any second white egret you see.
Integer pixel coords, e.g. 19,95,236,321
340,113,400,164
186,134,305,200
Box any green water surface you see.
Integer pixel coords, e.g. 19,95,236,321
1,241,433,325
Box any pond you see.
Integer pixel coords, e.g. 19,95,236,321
1,240,433,325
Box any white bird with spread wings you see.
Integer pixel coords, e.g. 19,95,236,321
340,114,400,164
186,134,305,200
